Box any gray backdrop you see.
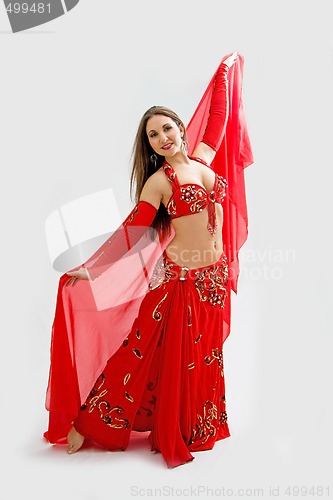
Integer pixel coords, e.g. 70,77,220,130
1,1,332,499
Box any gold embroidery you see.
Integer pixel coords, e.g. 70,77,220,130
194,255,228,308
87,390,108,413
180,185,198,202
167,197,177,217
136,328,140,339
191,400,218,444
123,373,131,385
190,198,207,212
204,348,224,376
132,348,143,359
220,411,228,424
219,395,227,423
125,392,134,403
148,256,174,291
215,175,227,202
127,205,139,224
80,373,130,429
164,164,177,184
91,373,105,393
195,334,202,343
188,362,195,370
122,338,129,347
152,292,168,321
179,185,208,213
80,374,106,412
99,402,130,429
188,305,192,326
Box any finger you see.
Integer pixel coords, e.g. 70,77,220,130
66,276,78,287
72,277,79,287
65,277,74,287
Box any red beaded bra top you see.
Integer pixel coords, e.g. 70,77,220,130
162,156,228,236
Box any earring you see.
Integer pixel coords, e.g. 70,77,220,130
181,138,187,154
150,153,158,169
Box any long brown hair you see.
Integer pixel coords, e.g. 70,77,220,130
130,106,188,241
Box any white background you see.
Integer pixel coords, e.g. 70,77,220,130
1,1,332,499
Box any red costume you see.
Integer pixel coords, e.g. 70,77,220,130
163,155,228,235
44,53,254,468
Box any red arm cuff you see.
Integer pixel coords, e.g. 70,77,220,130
202,62,229,152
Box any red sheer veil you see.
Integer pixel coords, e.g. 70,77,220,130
187,52,254,294
44,53,254,444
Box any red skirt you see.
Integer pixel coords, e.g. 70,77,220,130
74,249,231,468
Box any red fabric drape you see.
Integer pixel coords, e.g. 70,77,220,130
187,53,254,294
44,230,171,443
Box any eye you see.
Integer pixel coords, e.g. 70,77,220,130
164,126,172,131
149,132,157,138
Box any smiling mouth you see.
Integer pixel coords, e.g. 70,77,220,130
161,143,173,150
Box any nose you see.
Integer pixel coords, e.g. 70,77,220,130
160,132,168,143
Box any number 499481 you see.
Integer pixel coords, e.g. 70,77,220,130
6,3,51,14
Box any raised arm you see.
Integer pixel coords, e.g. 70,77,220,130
192,52,238,165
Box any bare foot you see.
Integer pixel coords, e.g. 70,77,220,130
67,426,85,454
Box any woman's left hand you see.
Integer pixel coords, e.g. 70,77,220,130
65,267,91,287
223,51,238,69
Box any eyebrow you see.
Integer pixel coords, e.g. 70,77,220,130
147,122,172,134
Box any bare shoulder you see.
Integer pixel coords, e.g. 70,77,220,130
139,168,170,209
144,168,170,190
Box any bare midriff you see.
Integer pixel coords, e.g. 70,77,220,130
165,203,224,269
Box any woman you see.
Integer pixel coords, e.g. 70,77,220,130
44,52,254,468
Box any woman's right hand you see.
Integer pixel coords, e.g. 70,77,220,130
65,267,91,287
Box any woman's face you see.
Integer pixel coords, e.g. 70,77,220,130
146,114,184,157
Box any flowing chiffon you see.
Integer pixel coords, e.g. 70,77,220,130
44,53,254,466
44,230,172,443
